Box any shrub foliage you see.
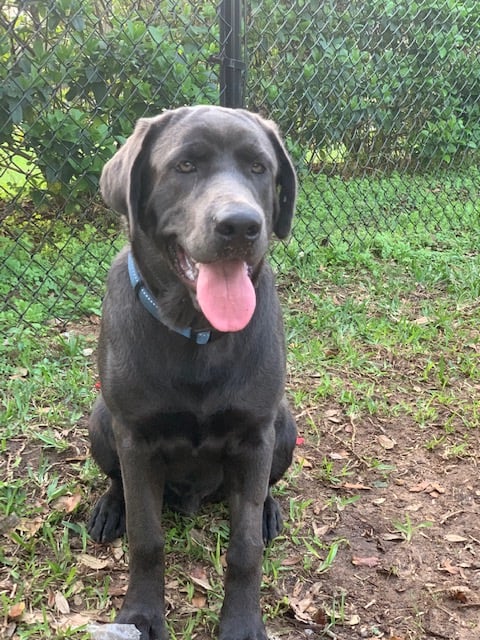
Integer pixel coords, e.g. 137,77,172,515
1,0,480,200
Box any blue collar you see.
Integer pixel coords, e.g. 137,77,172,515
127,251,213,345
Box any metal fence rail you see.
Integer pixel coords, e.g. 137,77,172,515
2,0,480,329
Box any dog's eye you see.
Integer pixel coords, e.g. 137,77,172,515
251,162,266,174
176,160,196,173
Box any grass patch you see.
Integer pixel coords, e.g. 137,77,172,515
1,169,480,638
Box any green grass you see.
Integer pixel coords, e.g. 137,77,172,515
1,168,480,638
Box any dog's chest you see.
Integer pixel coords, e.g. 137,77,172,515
144,409,260,513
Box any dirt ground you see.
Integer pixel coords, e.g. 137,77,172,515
272,401,480,640
2,316,480,640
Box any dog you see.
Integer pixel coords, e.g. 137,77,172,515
87,105,297,640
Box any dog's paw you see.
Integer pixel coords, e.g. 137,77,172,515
262,494,283,543
88,490,126,543
116,608,167,640
219,612,268,640
219,626,268,640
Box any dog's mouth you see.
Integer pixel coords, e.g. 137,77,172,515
168,242,256,333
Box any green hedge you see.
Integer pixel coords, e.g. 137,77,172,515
247,0,480,171
2,0,480,203
0,0,218,201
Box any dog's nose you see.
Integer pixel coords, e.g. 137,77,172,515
215,209,262,244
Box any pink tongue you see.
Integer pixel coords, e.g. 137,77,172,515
196,260,256,332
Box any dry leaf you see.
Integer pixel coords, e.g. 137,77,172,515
324,408,341,418
378,434,395,450
8,602,25,621
329,450,348,460
189,566,212,591
56,612,93,631
312,607,327,625
352,555,380,568
439,585,478,604
111,539,124,561
281,554,303,566
383,532,405,541
313,522,330,537
296,455,313,469
439,558,461,575
346,613,361,626
288,594,315,622
53,493,82,513
409,480,430,493
9,367,28,380
429,482,445,494
77,553,110,570
55,592,70,615
192,592,207,608
17,516,43,538
445,534,468,543
413,316,430,325
343,482,371,490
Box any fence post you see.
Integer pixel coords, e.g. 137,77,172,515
219,0,245,108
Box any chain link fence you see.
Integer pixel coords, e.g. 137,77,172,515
2,0,480,329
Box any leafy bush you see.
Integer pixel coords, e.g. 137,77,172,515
247,0,480,171
0,0,219,200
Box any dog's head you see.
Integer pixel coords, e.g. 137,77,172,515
100,106,297,332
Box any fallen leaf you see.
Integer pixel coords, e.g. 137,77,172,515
445,534,468,543
429,482,445,494
329,450,348,460
405,502,423,512
378,434,395,449
312,607,327,626
108,583,128,596
352,555,380,568
8,602,25,621
382,532,405,541
324,408,343,423
343,482,371,490
16,516,43,538
192,592,207,608
9,367,29,380
439,585,478,604
346,613,361,626
409,480,430,493
413,315,431,325
324,408,341,418
56,612,93,630
111,539,124,561
55,591,70,615
77,553,110,570
189,566,212,591
438,558,461,575
296,455,313,469
313,522,330,537
289,595,315,622
53,493,82,513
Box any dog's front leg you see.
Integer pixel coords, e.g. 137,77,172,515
114,421,168,640
219,423,275,640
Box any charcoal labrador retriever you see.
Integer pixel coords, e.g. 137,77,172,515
87,105,297,640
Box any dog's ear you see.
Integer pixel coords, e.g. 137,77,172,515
100,112,174,233
255,117,297,240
